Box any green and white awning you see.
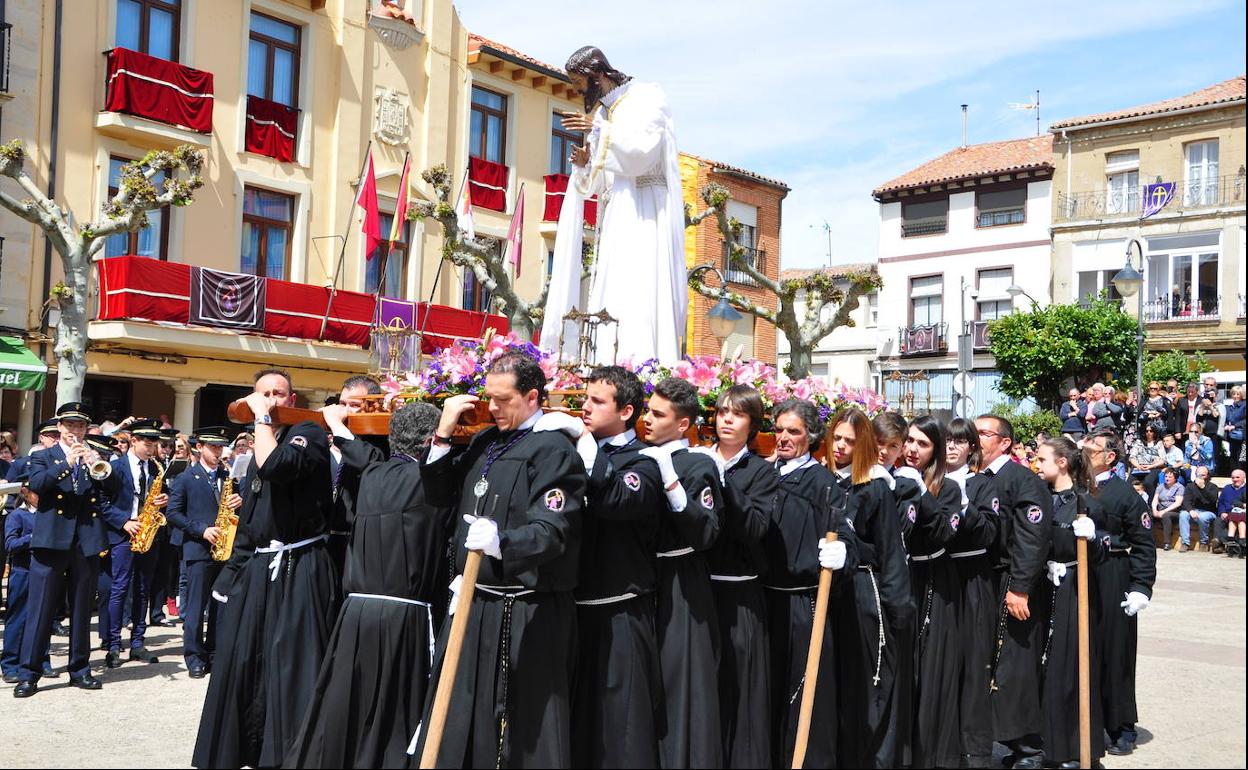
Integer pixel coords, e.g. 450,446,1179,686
0,336,48,391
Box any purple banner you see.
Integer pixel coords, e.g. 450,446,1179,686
378,296,417,328
1141,182,1175,219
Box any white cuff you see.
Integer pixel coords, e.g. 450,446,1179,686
577,433,599,472
426,443,451,464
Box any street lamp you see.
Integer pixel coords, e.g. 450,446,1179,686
690,263,744,345
1006,283,1040,306
1113,239,1147,397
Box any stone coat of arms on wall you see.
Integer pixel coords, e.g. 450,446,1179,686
375,88,410,146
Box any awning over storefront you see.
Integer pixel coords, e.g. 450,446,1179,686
0,336,48,391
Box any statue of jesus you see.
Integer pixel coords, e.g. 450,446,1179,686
540,47,686,364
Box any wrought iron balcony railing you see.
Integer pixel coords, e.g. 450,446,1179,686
901,218,947,237
898,322,947,356
0,23,12,95
1056,174,1246,223
724,244,765,286
1142,296,1221,323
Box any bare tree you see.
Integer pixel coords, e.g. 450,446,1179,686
685,183,882,379
0,139,205,403
409,165,550,339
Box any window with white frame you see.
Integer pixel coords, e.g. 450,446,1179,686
976,267,1014,320
864,292,878,327
1184,140,1219,206
1074,270,1124,306
976,186,1026,227
1105,150,1140,215
910,275,942,326
1144,231,1221,321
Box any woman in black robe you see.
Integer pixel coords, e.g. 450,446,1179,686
896,416,963,768
830,408,914,769
286,403,449,769
1034,437,1107,768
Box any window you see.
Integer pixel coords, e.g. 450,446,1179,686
864,292,878,327
241,186,294,279
1105,150,1140,215
1184,140,1219,206
104,156,168,259
470,86,507,164
247,12,300,108
1075,270,1124,306
1144,231,1221,320
116,0,180,61
901,198,947,237
549,112,583,175
976,186,1026,227
910,275,942,326
546,248,555,279
463,239,498,312
365,213,409,297
976,267,1013,320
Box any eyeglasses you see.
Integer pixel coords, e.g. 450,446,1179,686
977,429,1002,439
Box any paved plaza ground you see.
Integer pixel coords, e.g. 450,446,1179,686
0,548,1244,768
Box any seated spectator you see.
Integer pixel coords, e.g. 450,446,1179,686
1060,388,1088,438
1180,466,1220,552
1130,425,1166,496
1215,470,1246,557
1159,434,1185,483
1185,425,1214,475
1223,386,1245,472
1152,468,1185,551
1130,476,1149,504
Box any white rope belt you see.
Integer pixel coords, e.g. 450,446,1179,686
474,584,535,598
910,548,947,562
348,592,434,664
762,584,818,593
711,574,759,582
1108,547,1132,553
255,535,327,582
329,530,350,537
949,548,988,559
575,592,638,606
1059,560,1078,568
656,547,695,558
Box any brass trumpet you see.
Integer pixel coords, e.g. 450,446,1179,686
70,435,114,480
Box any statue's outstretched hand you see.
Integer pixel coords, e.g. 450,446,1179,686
560,111,594,133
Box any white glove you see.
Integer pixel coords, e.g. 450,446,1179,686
639,446,680,487
818,537,847,570
534,411,585,440
1120,591,1150,616
463,514,502,559
1046,560,1067,587
1072,517,1096,541
893,465,926,494
447,574,464,616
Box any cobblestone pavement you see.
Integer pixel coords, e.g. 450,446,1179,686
0,547,1243,768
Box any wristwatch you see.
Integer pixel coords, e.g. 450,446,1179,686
255,414,273,426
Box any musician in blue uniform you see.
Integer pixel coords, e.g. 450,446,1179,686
3,475,53,682
100,418,168,668
166,426,242,677
13,403,121,698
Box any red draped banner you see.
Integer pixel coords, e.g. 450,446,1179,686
468,157,508,212
542,173,598,227
104,48,214,133
245,95,298,162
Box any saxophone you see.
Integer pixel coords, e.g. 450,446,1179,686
211,476,239,562
130,464,168,554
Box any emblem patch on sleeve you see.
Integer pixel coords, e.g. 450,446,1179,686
1141,512,1152,530
290,435,308,448
907,504,917,523
950,512,960,530
1026,505,1044,524
623,472,641,491
700,487,715,510
991,497,1000,514
544,489,565,512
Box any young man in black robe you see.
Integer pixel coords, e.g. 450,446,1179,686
1084,430,1156,757
642,376,723,769
193,368,341,769
975,414,1053,769
537,365,666,768
324,375,383,574
414,351,586,768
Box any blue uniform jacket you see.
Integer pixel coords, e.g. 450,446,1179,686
166,462,229,563
4,505,35,571
101,453,164,547
25,444,117,556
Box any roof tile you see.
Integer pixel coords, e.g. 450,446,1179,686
780,263,877,281
873,136,1054,198
1050,75,1245,130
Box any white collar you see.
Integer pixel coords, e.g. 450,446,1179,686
659,437,689,451
1095,470,1113,483
985,454,1011,474
715,443,750,473
598,429,636,448
600,80,631,108
517,411,543,431
58,439,74,456
833,464,852,480
947,465,971,482
199,460,220,475
779,454,814,477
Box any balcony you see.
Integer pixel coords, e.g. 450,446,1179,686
1142,296,1221,324
0,22,12,100
901,217,947,237
541,173,598,227
1055,174,1246,223
970,319,993,351
724,244,766,286
898,322,947,356
97,48,213,147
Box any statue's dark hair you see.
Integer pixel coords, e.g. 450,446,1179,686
565,46,630,112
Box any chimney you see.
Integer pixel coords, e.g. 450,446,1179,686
961,104,968,149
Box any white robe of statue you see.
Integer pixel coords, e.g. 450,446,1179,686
540,80,686,364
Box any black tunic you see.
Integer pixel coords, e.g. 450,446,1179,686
1036,489,1106,763
952,472,1001,762
415,425,586,769
907,480,963,769
985,460,1053,745
831,472,913,769
286,439,451,769
655,447,723,770
572,436,664,769
887,471,923,766
706,450,778,769
1092,475,1156,735
194,421,342,770
763,460,859,769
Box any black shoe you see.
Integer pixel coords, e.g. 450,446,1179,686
69,673,103,690
129,646,159,664
1011,757,1044,770
188,665,207,679
1105,736,1134,755
98,640,110,652
106,650,123,668
51,620,69,636
12,681,37,698
1211,538,1225,554
1163,543,1172,551
41,665,60,679
1057,762,1080,769
2,673,20,684
149,618,170,628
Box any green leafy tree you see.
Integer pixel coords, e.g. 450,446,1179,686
989,402,1063,447
988,297,1140,411
1142,349,1212,388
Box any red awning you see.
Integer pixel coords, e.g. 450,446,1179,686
542,173,598,227
245,95,298,162
468,157,508,212
104,48,214,133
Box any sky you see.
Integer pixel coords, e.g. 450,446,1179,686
455,0,1247,270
